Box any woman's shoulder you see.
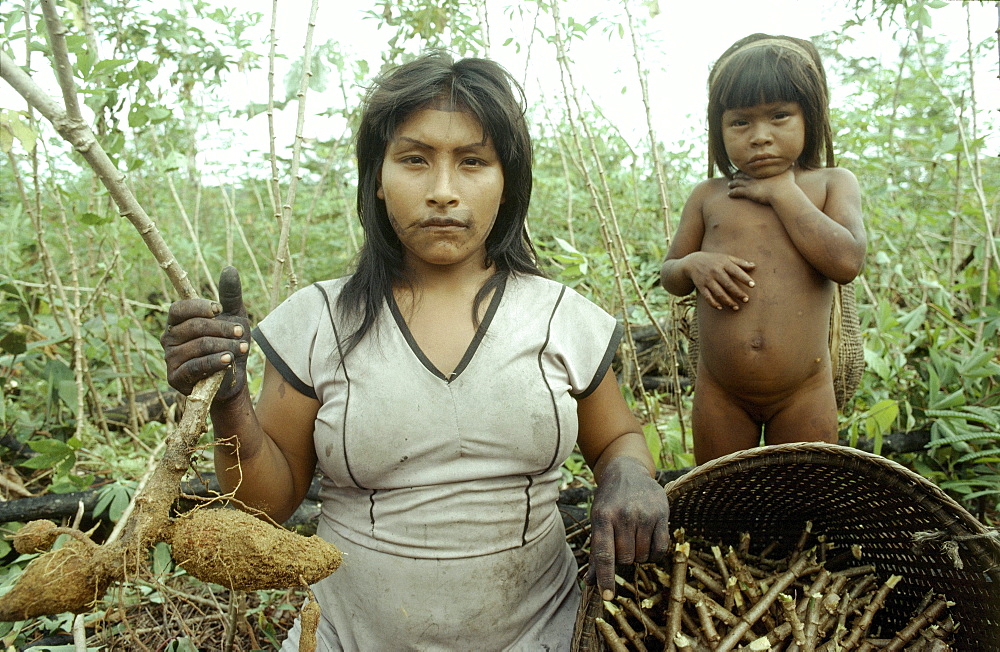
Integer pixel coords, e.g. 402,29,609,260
508,273,610,318
507,273,582,304
263,276,351,322
308,276,352,303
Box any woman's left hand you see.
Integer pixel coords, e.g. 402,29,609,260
586,455,671,601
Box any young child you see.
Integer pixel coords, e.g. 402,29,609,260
660,34,867,464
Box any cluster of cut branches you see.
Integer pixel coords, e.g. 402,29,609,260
590,527,956,652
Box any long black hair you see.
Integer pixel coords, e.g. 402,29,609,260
338,51,542,354
707,34,835,179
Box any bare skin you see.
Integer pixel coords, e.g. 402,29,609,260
661,101,866,464
163,107,670,605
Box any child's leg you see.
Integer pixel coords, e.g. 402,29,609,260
764,374,838,445
692,366,762,465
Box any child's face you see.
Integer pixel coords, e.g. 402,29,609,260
721,101,805,178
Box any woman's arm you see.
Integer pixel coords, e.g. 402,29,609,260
211,361,319,523
577,369,672,601
162,267,319,524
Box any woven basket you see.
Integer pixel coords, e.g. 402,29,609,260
572,442,1000,650
683,281,865,411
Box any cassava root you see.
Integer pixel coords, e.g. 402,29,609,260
586,526,957,651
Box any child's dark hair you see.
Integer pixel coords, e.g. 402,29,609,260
707,33,835,179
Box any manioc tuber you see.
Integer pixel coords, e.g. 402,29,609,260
166,507,342,591
0,539,112,621
12,519,60,554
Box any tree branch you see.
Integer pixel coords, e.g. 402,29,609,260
0,51,194,300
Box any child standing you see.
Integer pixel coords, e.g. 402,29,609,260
660,34,866,464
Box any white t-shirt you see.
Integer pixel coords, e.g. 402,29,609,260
254,273,621,651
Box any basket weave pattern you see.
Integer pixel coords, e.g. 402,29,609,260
573,443,1000,650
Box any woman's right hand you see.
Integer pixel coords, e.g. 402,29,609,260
161,266,251,403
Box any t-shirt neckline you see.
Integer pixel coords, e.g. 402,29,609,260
388,275,508,383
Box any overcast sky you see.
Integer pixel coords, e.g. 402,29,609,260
4,1,995,173
205,0,997,178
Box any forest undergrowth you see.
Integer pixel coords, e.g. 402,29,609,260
0,0,998,649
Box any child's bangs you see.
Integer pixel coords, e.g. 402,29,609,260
717,54,802,110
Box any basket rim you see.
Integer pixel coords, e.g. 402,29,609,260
663,442,1000,564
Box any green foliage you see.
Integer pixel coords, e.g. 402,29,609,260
0,0,997,645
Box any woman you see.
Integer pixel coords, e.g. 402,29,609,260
162,52,671,651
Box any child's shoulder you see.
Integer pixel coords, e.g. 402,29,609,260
800,165,858,185
688,177,730,200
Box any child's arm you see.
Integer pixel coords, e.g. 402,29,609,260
660,180,757,310
727,167,866,284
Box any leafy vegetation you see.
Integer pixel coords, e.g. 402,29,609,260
0,0,997,648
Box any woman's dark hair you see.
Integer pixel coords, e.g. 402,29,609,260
707,33,835,179
337,51,541,354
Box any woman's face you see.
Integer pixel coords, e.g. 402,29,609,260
378,107,505,276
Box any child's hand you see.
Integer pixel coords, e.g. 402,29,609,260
727,167,796,205
685,252,756,310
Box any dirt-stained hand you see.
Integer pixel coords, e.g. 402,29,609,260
684,251,756,310
161,266,251,403
727,167,795,205
587,456,671,601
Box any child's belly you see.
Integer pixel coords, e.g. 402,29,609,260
696,278,834,404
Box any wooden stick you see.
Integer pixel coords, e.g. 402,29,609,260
803,592,823,652
665,540,690,647
714,553,813,652
595,617,630,652
694,599,721,647
689,564,726,598
881,598,950,652
618,595,668,643
711,545,730,582
840,575,902,651
605,601,649,652
779,593,807,647
797,569,831,618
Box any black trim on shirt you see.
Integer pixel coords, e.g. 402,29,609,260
252,327,317,400
520,475,534,547
315,282,367,492
388,275,508,383
576,321,624,400
539,286,566,475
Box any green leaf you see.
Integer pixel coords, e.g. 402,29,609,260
865,399,898,439
152,541,174,575
0,325,28,355
128,105,149,128
79,211,111,226
27,439,73,456
0,110,38,153
91,58,131,76
863,348,891,381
